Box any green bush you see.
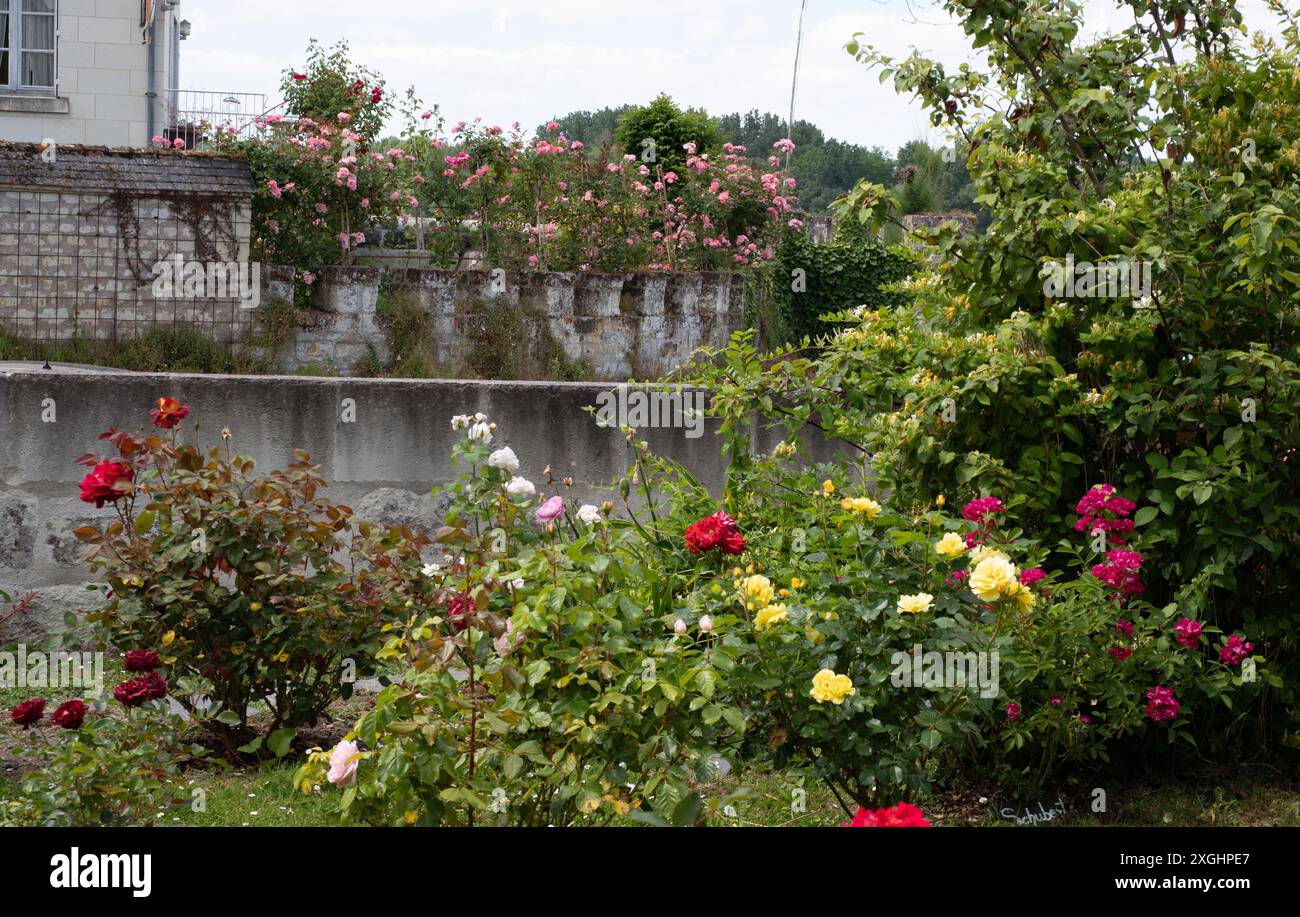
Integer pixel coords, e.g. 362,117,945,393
295,415,735,825
698,1,1300,745
754,231,913,346
73,401,428,754
614,93,723,176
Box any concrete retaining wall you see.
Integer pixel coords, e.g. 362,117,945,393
273,265,748,380
0,367,818,642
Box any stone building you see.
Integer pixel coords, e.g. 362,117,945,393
0,0,189,147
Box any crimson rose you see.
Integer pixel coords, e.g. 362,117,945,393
78,460,133,508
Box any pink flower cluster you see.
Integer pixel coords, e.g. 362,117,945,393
1074,484,1136,544
1144,685,1180,721
1091,549,1144,596
1174,616,1203,649
960,496,1005,547
1219,635,1254,666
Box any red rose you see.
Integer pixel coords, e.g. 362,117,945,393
78,460,133,508
684,516,725,554
123,649,160,672
446,593,474,632
685,511,744,556
51,699,87,730
9,698,44,727
292,72,307,80
114,672,167,707
149,396,190,429
719,530,746,555
843,801,932,828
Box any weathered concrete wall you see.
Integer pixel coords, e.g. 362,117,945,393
0,368,823,642
273,265,747,381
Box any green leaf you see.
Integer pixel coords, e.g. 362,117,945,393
1134,506,1159,526
267,727,295,758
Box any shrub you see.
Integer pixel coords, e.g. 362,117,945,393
72,399,429,753
643,446,1268,806
614,94,724,176
753,230,914,346
1,690,198,827
697,0,1300,744
294,415,738,825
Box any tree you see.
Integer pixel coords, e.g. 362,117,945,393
614,94,723,175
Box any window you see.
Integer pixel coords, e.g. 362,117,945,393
0,0,57,93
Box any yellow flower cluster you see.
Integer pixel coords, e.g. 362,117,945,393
810,668,856,705
840,497,882,519
968,554,1035,611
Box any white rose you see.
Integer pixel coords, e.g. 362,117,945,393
506,477,536,498
577,504,601,524
488,446,520,473
451,414,471,430
673,618,688,635
468,422,492,444
421,562,442,578
699,615,714,633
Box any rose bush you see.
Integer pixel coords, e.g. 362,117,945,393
294,415,743,826
617,439,1268,809
1,680,199,827
73,399,429,753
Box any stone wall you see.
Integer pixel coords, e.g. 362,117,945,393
0,367,829,642
0,144,254,346
273,265,748,381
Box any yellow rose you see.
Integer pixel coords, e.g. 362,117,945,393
754,603,789,632
1007,582,1036,612
936,494,946,507
935,532,967,559
968,545,1010,566
969,556,1019,602
735,574,775,609
404,810,418,824
810,668,856,704
822,479,835,496
790,576,803,590
897,593,934,614
840,497,882,519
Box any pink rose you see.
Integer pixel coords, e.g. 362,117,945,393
535,495,565,525
327,739,360,787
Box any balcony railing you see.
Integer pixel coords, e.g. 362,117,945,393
163,90,278,144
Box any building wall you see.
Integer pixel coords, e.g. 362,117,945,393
0,0,182,147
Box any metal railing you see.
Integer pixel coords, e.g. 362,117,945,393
163,90,275,142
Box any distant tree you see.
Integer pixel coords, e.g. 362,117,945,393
614,94,723,174
535,106,631,154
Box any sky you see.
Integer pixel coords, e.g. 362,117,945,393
176,0,1289,154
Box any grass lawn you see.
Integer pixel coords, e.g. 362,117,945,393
5,647,1296,827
